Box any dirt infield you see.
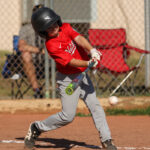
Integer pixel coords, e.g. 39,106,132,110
0,96,150,114
0,97,150,150
0,114,150,150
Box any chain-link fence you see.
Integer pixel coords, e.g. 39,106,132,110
0,0,150,99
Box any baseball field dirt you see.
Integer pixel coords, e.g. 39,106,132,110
0,96,150,150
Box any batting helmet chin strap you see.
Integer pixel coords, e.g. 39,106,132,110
31,7,62,39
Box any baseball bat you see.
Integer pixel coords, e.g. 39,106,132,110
65,61,95,95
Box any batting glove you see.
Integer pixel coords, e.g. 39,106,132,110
90,48,102,61
88,58,100,69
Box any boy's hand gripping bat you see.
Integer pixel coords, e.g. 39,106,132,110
65,61,95,95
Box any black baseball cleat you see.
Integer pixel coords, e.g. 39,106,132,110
24,123,41,149
102,139,117,150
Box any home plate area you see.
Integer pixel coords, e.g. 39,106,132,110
1,140,150,150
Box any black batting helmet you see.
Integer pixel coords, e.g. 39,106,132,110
31,7,62,38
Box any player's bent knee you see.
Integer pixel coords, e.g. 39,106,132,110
59,111,75,124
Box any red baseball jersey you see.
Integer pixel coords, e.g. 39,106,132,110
46,23,89,74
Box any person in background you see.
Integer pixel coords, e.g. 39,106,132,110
18,4,44,99
24,7,117,150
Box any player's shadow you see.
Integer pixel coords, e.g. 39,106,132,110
16,137,101,150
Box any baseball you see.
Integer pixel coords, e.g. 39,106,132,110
108,96,118,105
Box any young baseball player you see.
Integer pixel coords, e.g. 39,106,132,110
24,7,117,150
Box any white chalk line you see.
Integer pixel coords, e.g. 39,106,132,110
0,140,150,150
0,140,24,143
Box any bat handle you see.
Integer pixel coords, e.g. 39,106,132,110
65,61,95,95
65,83,74,95
89,61,95,68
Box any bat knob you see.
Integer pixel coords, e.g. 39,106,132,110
65,84,74,95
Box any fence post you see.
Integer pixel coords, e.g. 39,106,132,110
44,0,50,7
144,0,150,87
51,59,56,99
44,48,50,99
22,0,28,23
49,0,56,99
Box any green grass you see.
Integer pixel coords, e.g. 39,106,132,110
0,50,33,98
105,106,150,116
76,106,150,116
0,50,11,67
0,51,46,99
76,113,92,117
0,50,11,56
0,51,12,98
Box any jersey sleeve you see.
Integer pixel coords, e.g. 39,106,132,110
46,42,73,66
66,23,80,40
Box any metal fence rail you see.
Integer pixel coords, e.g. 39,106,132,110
0,0,150,99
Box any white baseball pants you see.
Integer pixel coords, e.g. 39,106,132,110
35,72,111,142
